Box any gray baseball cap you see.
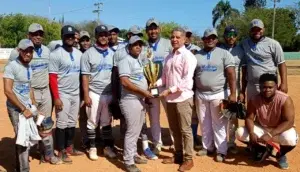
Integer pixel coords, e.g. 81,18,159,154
250,19,264,29
146,18,159,28
183,27,192,34
202,28,218,38
128,36,144,45
28,23,44,33
107,25,120,33
18,39,34,50
80,31,90,39
129,25,143,35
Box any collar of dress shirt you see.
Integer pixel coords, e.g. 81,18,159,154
172,45,185,55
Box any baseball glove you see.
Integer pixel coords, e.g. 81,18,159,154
220,99,246,120
109,100,123,120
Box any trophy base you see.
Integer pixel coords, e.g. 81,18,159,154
150,87,159,97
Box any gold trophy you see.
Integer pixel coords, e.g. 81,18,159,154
144,48,160,97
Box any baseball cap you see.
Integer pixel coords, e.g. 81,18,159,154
250,19,264,29
202,28,218,39
28,23,44,33
18,39,34,50
224,25,238,35
129,25,143,35
146,18,160,28
61,25,76,36
80,31,90,39
183,27,192,34
107,25,120,33
128,36,144,45
47,40,63,52
95,25,109,35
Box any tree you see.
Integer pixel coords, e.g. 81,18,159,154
0,13,61,48
212,0,240,27
216,7,298,51
244,0,267,8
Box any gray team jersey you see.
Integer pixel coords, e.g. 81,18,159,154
241,37,284,84
81,46,114,96
147,37,172,78
194,47,235,95
4,59,33,108
118,54,148,99
219,44,245,91
8,45,50,88
49,47,82,96
186,43,201,52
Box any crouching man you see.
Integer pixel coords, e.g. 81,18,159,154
236,73,298,170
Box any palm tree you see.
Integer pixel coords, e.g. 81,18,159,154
212,0,240,27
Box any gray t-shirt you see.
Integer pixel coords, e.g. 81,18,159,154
81,46,114,96
113,45,148,67
117,54,148,99
241,37,285,84
219,44,245,91
4,59,33,108
49,47,82,96
8,45,50,88
194,47,235,95
147,37,173,78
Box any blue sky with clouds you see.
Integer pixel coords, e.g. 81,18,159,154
0,0,298,35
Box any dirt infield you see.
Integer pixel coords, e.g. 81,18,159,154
0,74,300,172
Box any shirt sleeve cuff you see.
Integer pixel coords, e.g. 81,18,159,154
156,79,163,87
169,86,178,93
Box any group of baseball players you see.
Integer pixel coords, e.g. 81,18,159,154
3,17,298,172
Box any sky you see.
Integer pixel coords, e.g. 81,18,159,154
0,0,298,35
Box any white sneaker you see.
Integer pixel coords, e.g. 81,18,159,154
153,144,162,155
89,147,98,161
104,147,117,159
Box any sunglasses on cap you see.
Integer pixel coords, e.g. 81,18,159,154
224,32,237,38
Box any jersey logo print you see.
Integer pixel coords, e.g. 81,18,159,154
131,74,144,81
31,63,48,71
97,64,113,72
65,65,80,75
153,56,164,63
15,83,30,94
200,65,217,72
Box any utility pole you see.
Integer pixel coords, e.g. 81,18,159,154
48,0,51,20
93,2,103,25
272,0,280,39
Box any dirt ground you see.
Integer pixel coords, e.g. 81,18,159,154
1,73,300,172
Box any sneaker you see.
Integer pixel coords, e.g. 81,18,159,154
196,149,207,156
40,155,63,165
66,145,85,156
104,147,117,159
143,148,158,160
277,155,289,170
125,164,141,172
153,144,162,155
89,147,98,161
134,155,148,164
58,150,72,164
216,153,225,162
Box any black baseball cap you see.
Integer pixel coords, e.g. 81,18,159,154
95,25,109,35
224,25,238,35
61,25,76,36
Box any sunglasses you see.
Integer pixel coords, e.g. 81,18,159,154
30,31,44,37
225,32,237,38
